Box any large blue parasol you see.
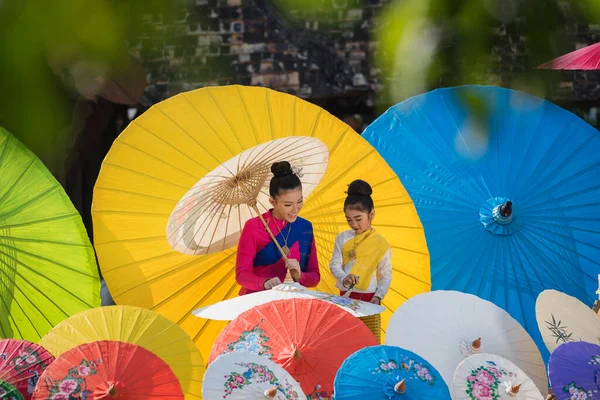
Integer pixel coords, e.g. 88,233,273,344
362,85,600,362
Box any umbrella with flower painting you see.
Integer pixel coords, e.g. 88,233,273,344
32,340,183,400
0,339,55,400
209,298,378,398
453,354,544,400
333,345,450,399
548,342,600,400
385,291,548,395
203,352,306,399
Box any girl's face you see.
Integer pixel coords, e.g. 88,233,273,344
270,187,304,223
345,207,374,235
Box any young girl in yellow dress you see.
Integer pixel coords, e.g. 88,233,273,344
329,179,392,342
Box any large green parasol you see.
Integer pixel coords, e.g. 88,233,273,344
0,127,100,340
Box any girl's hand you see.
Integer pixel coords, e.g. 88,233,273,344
264,277,282,290
342,274,359,288
286,259,301,281
370,296,381,305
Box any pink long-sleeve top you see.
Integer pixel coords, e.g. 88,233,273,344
235,210,320,295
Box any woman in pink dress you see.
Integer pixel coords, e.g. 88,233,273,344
235,161,320,295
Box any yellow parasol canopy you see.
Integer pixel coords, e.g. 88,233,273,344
91,85,430,360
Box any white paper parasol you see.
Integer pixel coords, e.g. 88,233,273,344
453,354,544,399
385,290,547,395
536,289,600,353
203,352,306,400
166,136,328,256
193,281,384,320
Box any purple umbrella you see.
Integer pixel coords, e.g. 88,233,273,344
548,341,600,399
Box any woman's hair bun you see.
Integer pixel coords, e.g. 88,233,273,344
271,161,293,178
347,179,372,196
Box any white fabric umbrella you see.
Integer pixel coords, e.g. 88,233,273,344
193,281,384,319
385,290,547,395
453,354,544,400
203,352,306,400
166,136,329,256
536,289,600,353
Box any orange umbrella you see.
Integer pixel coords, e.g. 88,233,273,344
0,339,55,400
32,340,183,400
209,298,378,398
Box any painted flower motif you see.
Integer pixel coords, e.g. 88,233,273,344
25,354,38,364
78,366,91,376
59,379,78,394
306,385,331,400
224,323,271,358
52,394,69,400
563,382,597,400
589,355,600,366
13,358,24,367
475,370,495,385
471,382,493,400
0,387,6,396
222,362,280,397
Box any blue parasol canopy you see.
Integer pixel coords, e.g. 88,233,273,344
362,85,600,362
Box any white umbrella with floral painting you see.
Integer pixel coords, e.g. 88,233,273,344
203,352,306,400
453,354,544,400
385,291,548,395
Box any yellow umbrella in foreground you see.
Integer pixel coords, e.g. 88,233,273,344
91,85,430,360
38,305,204,399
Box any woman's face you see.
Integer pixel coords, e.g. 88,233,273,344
345,207,374,235
270,187,304,223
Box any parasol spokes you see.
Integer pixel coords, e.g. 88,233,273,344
394,379,407,394
264,386,278,398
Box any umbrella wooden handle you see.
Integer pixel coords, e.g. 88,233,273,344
251,204,300,283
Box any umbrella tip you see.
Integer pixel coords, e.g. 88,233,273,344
291,347,303,360
499,201,512,217
394,379,406,394
107,383,119,398
471,338,482,351
264,386,278,398
508,384,521,396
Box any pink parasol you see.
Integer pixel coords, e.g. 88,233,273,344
538,42,600,70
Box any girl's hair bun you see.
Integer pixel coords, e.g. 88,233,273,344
271,161,293,178
347,179,372,197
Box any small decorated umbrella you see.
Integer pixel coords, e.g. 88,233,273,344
538,42,600,70
362,85,600,361
548,342,600,400
333,345,450,399
32,340,183,399
0,339,55,400
193,281,384,320
209,298,378,397
454,354,544,400
38,305,203,400
92,85,430,360
536,289,600,353
203,352,306,399
385,291,547,394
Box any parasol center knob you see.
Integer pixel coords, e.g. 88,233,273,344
394,379,406,394
471,338,482,352
247,199,257,207
107,383,119,398
508,384,521,396
499,201,512,217
264,386,278,398
291,347,303,360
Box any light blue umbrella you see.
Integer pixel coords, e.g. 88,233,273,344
333,345,451,399
362,85,600,362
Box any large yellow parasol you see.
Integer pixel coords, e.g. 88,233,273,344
91,85,430,360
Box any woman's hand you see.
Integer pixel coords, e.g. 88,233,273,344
342,274,359,289
263,277,282,290
286,259,302,281
370,296,381,305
